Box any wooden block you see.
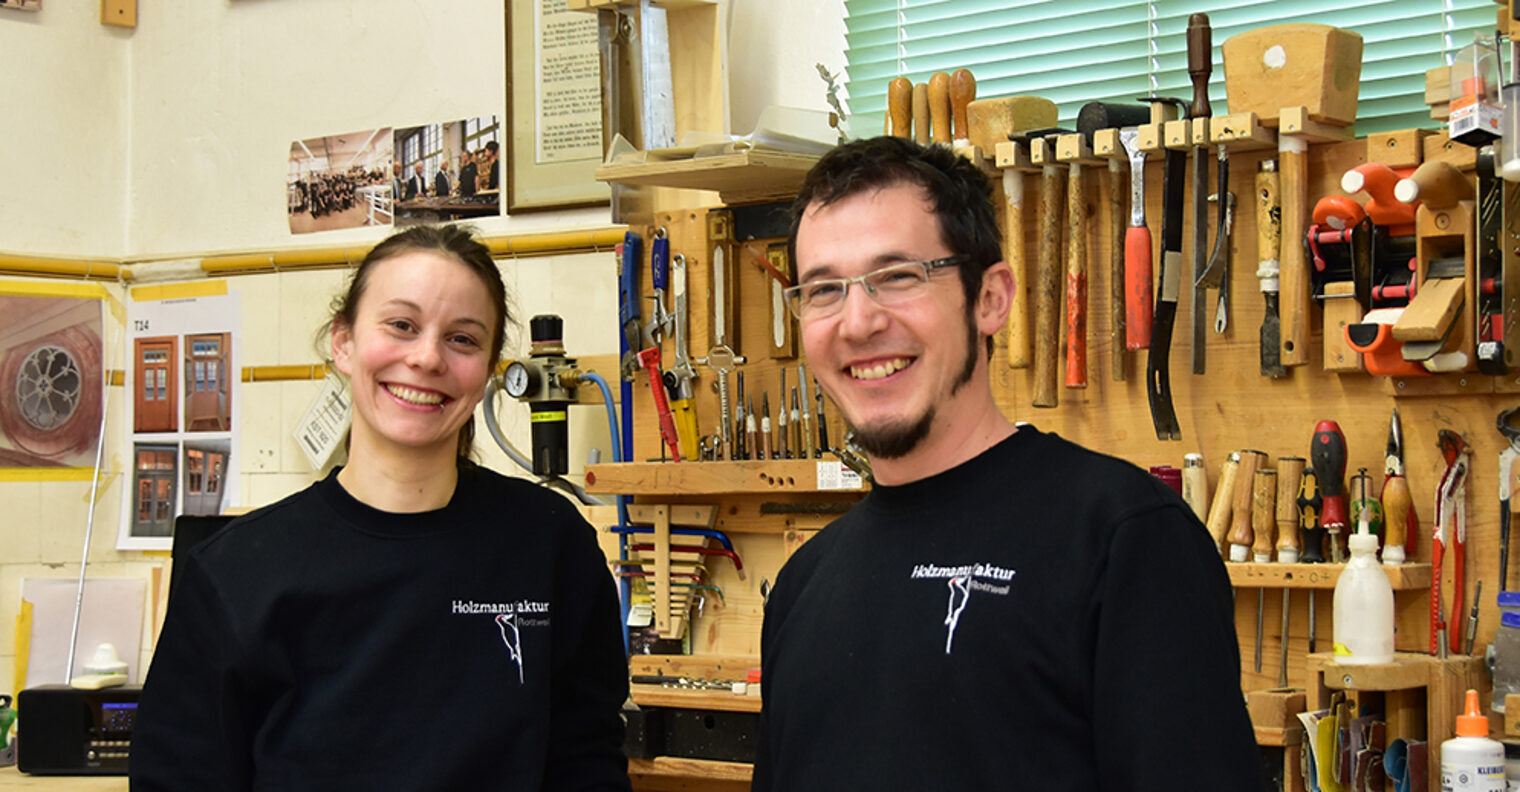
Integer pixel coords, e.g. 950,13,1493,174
994,140,1035,170
1424,132,1479,171
1279,107,1355,143
1247,688,1308,746
1366,130,1431,169
1163,119,1191,151
1221,24,1364,126
1322,281,1364,372
1136,122,1165,153
1030,137,1059,166
1393,278,1465,342
1426,66,1452,107
1210,112,1277,150
1506,694,1520,736
101,0,136,27
1055,133,1098,164
965,96,1058,154
1092,129,1123,159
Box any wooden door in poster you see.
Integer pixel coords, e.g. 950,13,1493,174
184,333,230,432
134,337,177,433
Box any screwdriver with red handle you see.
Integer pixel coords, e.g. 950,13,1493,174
1311,421,1349,563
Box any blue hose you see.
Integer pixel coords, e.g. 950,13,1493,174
584,372,632,656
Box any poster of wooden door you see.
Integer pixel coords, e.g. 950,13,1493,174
133,337,177,433
184,333,230,432
182,442,228,516
132,443,177,537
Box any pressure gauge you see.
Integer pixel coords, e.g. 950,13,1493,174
503,361,536,399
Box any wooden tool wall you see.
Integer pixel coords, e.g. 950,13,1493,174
991,131,1519,693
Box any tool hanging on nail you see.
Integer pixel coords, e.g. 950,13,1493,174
1185,13,1217,376
1077,102,1148,382
1256,160,1286,377
666,252,700,460
1141,95,1188,440
1019,128,1071,407
1431,430,1471,656
1118,126,1153,352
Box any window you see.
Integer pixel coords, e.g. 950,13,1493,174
843,0,1497,136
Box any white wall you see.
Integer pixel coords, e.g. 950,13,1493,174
0,0,844,692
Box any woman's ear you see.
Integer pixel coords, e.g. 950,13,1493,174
330,320,354,376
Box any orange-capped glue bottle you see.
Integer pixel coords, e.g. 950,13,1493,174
1440,689,1505,791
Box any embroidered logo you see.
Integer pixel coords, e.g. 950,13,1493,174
450,599,551,684
910,563,1016,654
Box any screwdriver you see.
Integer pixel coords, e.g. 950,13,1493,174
746,396,758,461
790,386,803,459
1251,466,1277,673
777,372,791,460
816,381,830,456
1275,456,1305,686
761,392,774,460
1297,469,1323,652
734,371,748,460
1311,420,1349,563
798,364,813,460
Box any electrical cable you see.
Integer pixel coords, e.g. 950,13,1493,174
584,371,634,657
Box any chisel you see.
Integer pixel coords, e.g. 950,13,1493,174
1256,159,1286,377
1186,13,1214,375
950,69,976,146
888,77,912,138
798,363,813,460
1227,450,1264,562
1251,466,1277,674
1182,452,1208,522
912,82,930,145
928,71,951,144
1205,451,1242,554
1275,456,1305,687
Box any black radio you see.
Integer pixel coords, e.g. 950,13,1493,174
16,685,140,775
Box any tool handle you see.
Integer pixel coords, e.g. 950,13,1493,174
1297,468,1325,563
1311,421,1349,532
1124,225,1154,350
1256,161,1281,291
1275,457,1305,561
1186,14,1212,119
638,347,683,462
888,77,913,138
651,234,669,293
619,232,642,326
1033,165,1064,407
912,82,930,145
1279,138,1309,366
1065,164,1088,389
1382,474,1411,558
928,72,951,144
1004,169,1031,368
1182,453,1208,522
1205,453,1241,553
1227,451,1263,559
1108,161,1127,382
1252,468,1278,561
950,68,976,142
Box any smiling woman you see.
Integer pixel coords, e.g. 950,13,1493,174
131,225,633,791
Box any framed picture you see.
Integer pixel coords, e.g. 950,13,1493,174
505,0,609,212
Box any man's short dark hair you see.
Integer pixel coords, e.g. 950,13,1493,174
786,136,1004,355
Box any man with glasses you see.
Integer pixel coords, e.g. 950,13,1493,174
752,136,1261,789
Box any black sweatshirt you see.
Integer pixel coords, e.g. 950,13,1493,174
131,464,630,791
753,427,1263,791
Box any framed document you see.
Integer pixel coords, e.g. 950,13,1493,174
505,0,610,212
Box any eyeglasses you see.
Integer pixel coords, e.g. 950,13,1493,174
783,255,968,321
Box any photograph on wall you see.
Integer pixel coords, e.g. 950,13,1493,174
287,128,394,234
0,292,104,470
393,115,501,228
120,291,240,550
0,0,42,10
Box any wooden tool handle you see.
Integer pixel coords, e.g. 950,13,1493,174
1205,452,1242,552
1275,457,1306,560
1226,451,1263,557
1279,140,1309,366
1394,160,1474,210
1382,474,1411,554
1124,225,1153,350
1252,468,1278,561
888,77,913,138
912,83,930,145
950,68,976,142
1257,160,1281,273
1065,164,1088,389
1004,169,1030,367
1182,453,1208,521
1032,165,1064,407
1186,14,1212,119
1108,161,1127,381
928,71,951,144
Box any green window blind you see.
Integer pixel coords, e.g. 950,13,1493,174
844,0,1498,137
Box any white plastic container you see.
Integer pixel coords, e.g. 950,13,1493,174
1332,521,1394,664
1441,689,1506,791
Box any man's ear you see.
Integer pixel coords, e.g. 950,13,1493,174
330,320,354,376
976,261,1015,337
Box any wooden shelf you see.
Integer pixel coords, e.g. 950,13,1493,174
1226,562,1430,590
585,459,868,495
631,684,762,713
595,150,819,205
627,756,753,782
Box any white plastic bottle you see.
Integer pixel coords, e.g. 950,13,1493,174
1332,516,1394,664
1441,689,1506,791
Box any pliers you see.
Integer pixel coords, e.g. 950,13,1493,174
1431,430,1471,656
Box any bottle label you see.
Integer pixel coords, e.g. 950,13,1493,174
1442,763,1507,791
